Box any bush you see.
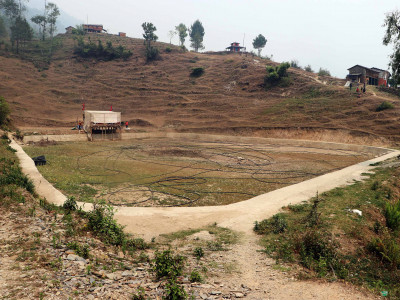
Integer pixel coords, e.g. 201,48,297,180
0,96,10,126
153,250,185,279
368,237,400,269
146,46,159,61
67,241,90,259
376,101,394,112
165,47,172,53
86,201,126,246
384,201,400,231
264,62,291,88
189,270,202,282
254,213,288,234
304,65,313,72
164,279,187,300
318,68,331,77
193,247,204,259
63,196,78,212
290,60,301,69
190,67,204,77
74,38,132,61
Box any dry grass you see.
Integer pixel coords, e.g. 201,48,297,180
23,137,371,207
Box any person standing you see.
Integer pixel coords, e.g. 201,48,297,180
349,82,353,91
125,121,129,129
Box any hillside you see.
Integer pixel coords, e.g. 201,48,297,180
1,34,400,144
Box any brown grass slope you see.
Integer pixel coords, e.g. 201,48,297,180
1,34,400,143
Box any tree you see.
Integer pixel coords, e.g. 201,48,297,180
189,20,204,52
318,67,331,76
252,34,267,57
31,14,46,41
142,22,158,49
142,22,158,61
167,29,176,44
383,10,400,85
175,23,187,47
0,15,7,38
46,2,59,39
10,15,32,53
304,65,313,73
0,96,10,126
0,0,19,20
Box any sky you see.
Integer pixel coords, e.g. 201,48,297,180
28,0,400,78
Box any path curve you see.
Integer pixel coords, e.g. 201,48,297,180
11,135,400,240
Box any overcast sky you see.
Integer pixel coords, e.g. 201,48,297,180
29,0,400,78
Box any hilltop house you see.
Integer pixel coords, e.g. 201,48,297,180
83,24,107,33
347,65,391,86
226,42,246,52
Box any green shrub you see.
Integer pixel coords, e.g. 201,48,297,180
67,241,90,259
304,65,313,72
193,247,204,260
0,158,34,194
146,46,159,61
190,67,204,77
153,250,185,279
318,68,331,76
264,62,291,88
63,196,78,212
0,96,10,126
254,213,288,234
87,201,125,246
376,101,394,112
189,270,202,282
164,279,187,300
165,47,172,53
384,201,400,231
368,237,400,268
74,38,132,61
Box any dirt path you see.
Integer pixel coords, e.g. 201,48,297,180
216,234,377,299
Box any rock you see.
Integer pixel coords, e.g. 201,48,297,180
121,270,134,277
235,293,244,298
106,273,122,281
66,254,86,262
200,293,208,299
200,284,214,289
210,291,221,295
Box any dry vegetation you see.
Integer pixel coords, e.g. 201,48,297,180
23,137,371,207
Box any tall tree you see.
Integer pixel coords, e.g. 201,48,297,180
252,34,267,57
383,10,400,84
167,29,176,44
46,2,59,39
175,23,187,47
141,22,157,50
189,20,204,52
0,15,7,38
0,0,19,20
10,15,32,53
31,14,46,40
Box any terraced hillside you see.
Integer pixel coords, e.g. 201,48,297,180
1,34,400,143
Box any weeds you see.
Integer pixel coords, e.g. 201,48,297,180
254,213,288,234
164,279,187,299
63,196,78,212
193,247,204,260
153,250,185,280
189,270,203,283
67,241,90,259
384,201,400,231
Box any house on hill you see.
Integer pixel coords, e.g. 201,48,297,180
83,24,107,33
226,42,246,52
347,65,391,86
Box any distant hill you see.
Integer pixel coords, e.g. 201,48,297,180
0,33,399,145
